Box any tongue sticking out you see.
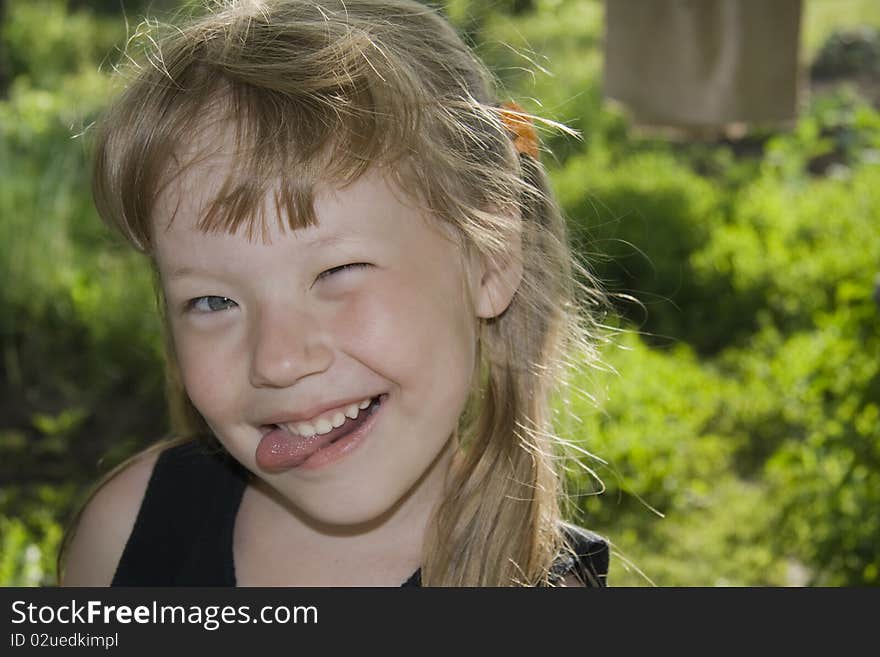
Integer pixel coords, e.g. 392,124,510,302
255,403,375,472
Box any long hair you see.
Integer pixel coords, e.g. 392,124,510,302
77,0,606,586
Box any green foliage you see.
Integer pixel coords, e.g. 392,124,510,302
726,299,880,585
555,151,735,349
0,484,76,586
693,166,880,332
812,26,880,79
0,518,51,586
2,0,124,88
497,0,880,586
564,333,735,514
1,0,167,588
762,87,880,179
560,333,790,586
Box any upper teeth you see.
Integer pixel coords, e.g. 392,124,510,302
278,397,374,438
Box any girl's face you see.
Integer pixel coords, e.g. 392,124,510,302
153,157,492,527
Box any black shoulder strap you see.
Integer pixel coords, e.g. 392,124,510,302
406,523,610,587
553,522,610,587
112,440,249,586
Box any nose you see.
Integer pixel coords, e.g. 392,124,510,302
248,303,333,389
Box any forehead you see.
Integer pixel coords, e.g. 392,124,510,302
148,110,466,259
152,147,460,253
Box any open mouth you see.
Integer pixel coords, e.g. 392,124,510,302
321,394,383,445
270,394,384,444
255,394,387,472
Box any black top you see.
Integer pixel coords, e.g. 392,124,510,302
112,440,609,587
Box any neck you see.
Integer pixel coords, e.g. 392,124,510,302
249,434,459,571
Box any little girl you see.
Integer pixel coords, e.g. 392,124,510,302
59,0,609,587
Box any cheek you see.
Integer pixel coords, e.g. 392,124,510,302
171,328,241,413
333,273,476,396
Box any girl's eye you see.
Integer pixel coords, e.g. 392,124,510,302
317,262,370,281
186,296,238,313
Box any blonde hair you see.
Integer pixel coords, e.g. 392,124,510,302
75,0,606,586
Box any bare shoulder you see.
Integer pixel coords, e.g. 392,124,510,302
59,445,165,587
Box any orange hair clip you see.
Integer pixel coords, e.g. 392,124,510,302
499,101,539,160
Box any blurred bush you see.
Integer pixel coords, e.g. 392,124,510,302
0,0,167,586
812,26,880,79
556,150,741,351
1,0,123,88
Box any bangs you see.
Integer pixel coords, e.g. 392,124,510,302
93,8,427,252
158,75,413,245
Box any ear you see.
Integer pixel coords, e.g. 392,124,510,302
470,209,524,320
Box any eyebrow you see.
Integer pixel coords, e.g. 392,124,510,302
166,266,209,281
165,233,361,281
295,233,353,249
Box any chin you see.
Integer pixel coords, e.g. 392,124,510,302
292,487,407,528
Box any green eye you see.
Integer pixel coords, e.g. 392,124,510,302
187,296,237,313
